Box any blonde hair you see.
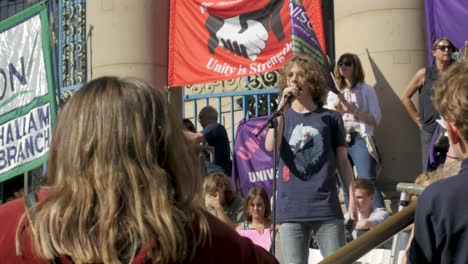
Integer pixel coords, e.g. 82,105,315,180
278,55,327,107
433,62,468,141
18,77,208,263
203,172,234,204
415,161,462,186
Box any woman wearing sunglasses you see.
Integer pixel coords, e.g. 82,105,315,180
401,37,456,171
331,53,385,210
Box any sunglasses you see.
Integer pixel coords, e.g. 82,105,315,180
436,45,453,51
338,61,353,67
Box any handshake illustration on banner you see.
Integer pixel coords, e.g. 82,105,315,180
205,0,285,61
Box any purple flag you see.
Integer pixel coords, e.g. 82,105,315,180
232,116,274,198
290,0,338,93
424,0,468,64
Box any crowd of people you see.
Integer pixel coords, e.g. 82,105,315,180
0,77,277,263
0,37,467,263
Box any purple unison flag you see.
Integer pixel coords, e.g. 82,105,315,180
232,116,274,198
424,0,468,64
289,0,338,93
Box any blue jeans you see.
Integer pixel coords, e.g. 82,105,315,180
280,219,345,264
346,132,385,209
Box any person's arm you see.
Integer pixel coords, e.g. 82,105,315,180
183,130,206,144
213,205,236,228
336,146,357,220
354,219,373,230
265,86,300,152
355,208,388,230
401,224,415,264
205,193,237,228
265,115,284,153
401,68,426,129
352,107,378,127
355,84,382,127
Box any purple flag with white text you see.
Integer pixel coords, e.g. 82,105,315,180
232,116,274,198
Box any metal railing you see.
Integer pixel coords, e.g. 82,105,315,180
320,183,426,264
183,88,280,151
56,0,87,103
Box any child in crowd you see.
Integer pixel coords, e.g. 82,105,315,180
237,187,272,251
344,179,388,241
203,172,244,228
408,62,468,263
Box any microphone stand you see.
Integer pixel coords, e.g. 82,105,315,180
255,96,294,255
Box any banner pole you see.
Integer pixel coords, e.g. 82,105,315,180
87,24,94,81
23,171,29,199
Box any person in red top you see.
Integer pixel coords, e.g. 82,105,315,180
0,77,278,264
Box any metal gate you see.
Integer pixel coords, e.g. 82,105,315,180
53,0,88,102
183,72,281,151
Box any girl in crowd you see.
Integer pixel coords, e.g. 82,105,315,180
237,187,272,251
265,55,357,263
401,37,456,171
331,53,385,209
0,77,277,264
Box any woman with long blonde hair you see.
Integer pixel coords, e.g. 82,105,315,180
0,77,278,264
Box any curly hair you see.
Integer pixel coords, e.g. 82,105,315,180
433,62,468,141
278,55,327,107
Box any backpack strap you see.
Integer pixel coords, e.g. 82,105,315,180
24,192,61,264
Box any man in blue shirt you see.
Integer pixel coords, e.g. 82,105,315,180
197,106,232,176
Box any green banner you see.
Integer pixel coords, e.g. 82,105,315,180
0,3,57,182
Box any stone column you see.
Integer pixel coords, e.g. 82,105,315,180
86,0,169,89
86,0,183,111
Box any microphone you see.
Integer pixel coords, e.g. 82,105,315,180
284,93,295,107
283,86,302,106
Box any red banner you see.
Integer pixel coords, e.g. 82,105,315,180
168,0,326,87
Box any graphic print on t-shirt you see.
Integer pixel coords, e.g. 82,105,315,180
282,122,327,181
